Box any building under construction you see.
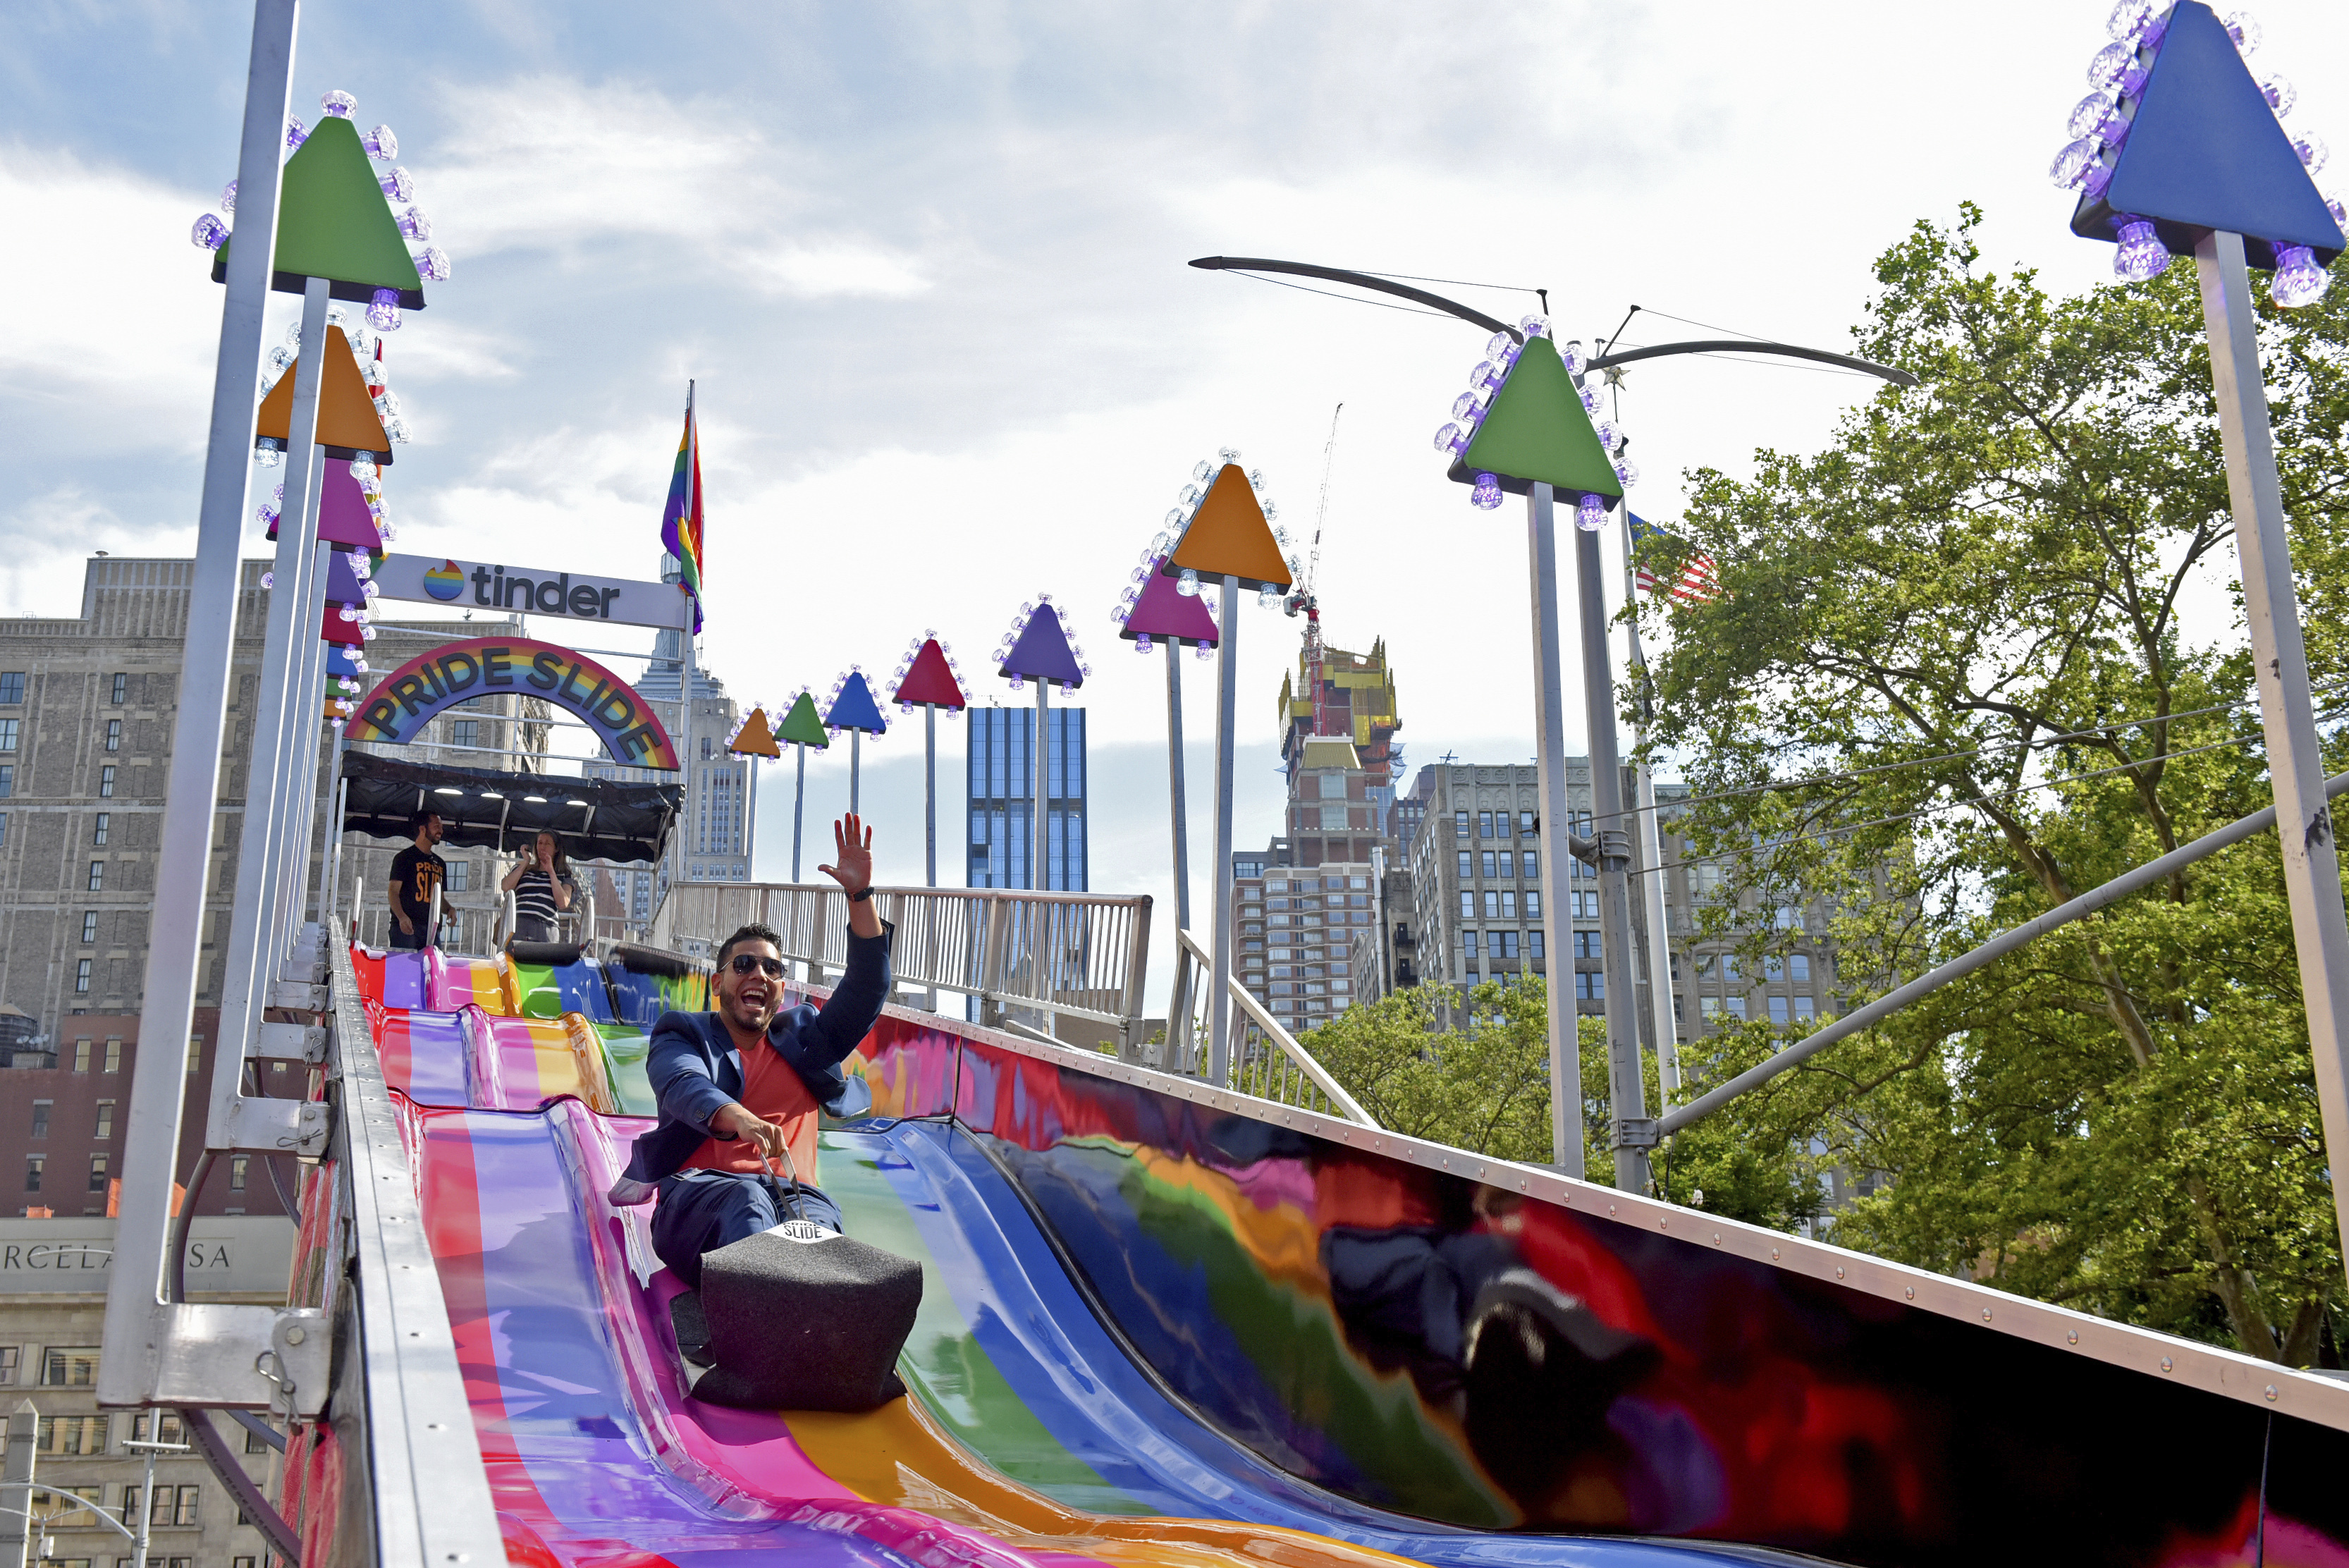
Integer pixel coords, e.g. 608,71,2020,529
1275,632,1401,869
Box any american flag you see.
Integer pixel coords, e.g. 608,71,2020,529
1629,512,1721,604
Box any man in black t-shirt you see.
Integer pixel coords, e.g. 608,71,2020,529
388,809,448,950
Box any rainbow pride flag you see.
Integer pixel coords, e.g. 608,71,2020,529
660,383,705,631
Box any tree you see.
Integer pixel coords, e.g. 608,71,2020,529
1633,204,2349,1364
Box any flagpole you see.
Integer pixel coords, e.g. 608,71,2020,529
1621,513,1682,1098
675,381,696,895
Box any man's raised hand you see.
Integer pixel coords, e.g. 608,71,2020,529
818,812,873,895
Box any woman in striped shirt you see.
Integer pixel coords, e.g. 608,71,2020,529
501,831,574,944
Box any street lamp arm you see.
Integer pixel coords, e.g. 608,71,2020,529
1589,339,1918,387
0,1485,140,1543
1186,257,1519,338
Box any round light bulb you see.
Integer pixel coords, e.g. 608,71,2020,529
190,213,229,251
321,90,357,118
1177,568,1201,597
2264,75,2298,118
2049,137,2099,190
2271,244,2331,307
2068,90,2120,142
367,288,402,333
1576,494,1606,532
2114,217,2171,282
1469,472,1502,510
2225,9,2262,53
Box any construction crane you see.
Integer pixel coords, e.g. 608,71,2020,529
1284,403,1340,737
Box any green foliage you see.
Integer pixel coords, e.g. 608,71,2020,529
1632,203,2349,1364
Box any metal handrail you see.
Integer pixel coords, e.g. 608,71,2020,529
656,883,1152,1053
1174,928,1376,1126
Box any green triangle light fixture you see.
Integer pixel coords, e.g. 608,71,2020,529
192,89,449,334
1435,319,1628,530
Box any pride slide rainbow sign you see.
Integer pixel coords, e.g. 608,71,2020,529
348,636,680,770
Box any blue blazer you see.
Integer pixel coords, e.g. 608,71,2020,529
618,924,893,1187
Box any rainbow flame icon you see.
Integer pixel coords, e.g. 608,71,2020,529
422,560,465,601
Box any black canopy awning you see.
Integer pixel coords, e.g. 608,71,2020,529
338,751,680,865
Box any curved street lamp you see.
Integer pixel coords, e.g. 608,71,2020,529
1189,252,1908,1185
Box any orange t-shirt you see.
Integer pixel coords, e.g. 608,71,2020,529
680,1040,823,1185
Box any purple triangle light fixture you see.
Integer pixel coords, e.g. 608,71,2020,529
994,594,1089,692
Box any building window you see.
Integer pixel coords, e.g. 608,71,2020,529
93,1103,112,1140
0,673,22,705
1528,930,1545,960
1456,851,1472,878
1523,854,1538,883
87,1154,108,1193
98,765,114,798
29,1101,49,1139
1520,811,1535,836
71,1039,90,1072
1480,850,1495,878
1494,851,1512,877
1790,954,1811,981
87,861,103,891
81,912,98,944
1573,890,1599,919
37,1414,108,1454
1700,996,1722,1017
446,859,470,892
110,674,127,704
1483,890,1499,917
74,959,90,993
1499,890,1518,919
1458,890,1473,918
104,720,121,752
1454,810,1468,838
230,1156,248,1192
1722,954,1741,982
243,1426,271,1455
1576,971,1604,1000
1795,996,1816,1019
24,1155,42,1192
0,720,18,753
42,1348,99,1388
1727,996,1748,1021
1478,811,1494,838
1768,996,1790,1025
1524,889,1541,918
0,807,10,839
128,1413,183,1445
185,1036,202,1075
91,814,109,845
0,1347,16,1385
450,718,478,749
103,1039,121,1073
1461,929,1478,965
1574,931,1599,959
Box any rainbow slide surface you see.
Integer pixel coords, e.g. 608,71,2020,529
300,943,2349,1568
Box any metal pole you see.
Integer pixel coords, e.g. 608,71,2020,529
0,1400,32,1568
101,0,299,1414
680,627,696,887
1209,574,1240,1084
2194,229,2349,1282
1525,484,1587,1177
134,1441,156,1568
924,704,937,1012
207,277,329,1149
1661,765,2349,1137
1033,681,1049,893
1575,518,1651,1194
1164,640,1194,1069
792,742,805,883
850,728,861,818
315,751,347,929
276,535,334,936
1619,536,1683,1098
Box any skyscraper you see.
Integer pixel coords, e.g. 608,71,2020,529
966,705,1087,890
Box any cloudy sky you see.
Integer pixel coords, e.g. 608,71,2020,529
6,0,2343,934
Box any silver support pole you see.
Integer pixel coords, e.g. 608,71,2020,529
1164,640,1194,1069
1619,550,1682,1098
0,1399,32,1568
101,0,299,1412
792,742,806,882
679,627,695,886
2194,229,2349,1283
276,535,333,933
1575,517,1651,1194
1209,574,1240,1084
1033,681,1049,892
315,749,346,928
1525,484,1587,1177
1633,758,1681,1096
209,279,329,1149
133,1442,157,1568
851,727,861,817
924,704,937,1010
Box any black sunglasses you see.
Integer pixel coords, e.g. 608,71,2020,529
728,953,785,978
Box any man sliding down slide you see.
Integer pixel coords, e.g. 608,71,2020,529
609,814,891,1289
